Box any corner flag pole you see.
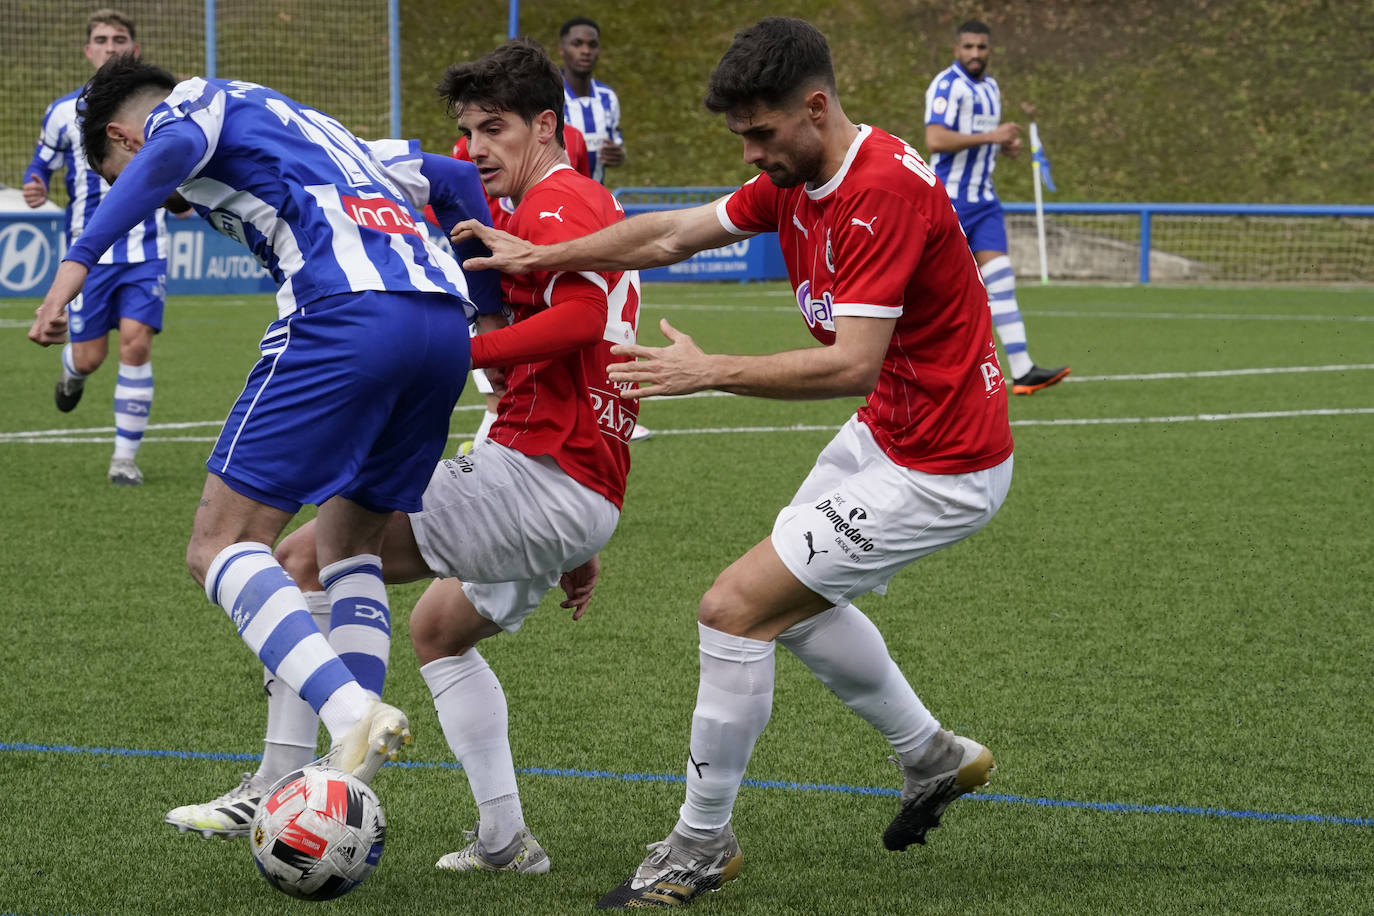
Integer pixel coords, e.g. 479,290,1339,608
1029,122,1050,285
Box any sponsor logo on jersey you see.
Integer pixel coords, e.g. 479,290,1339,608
824,229,835,273
850,216,877,236
794,279,835,332
539,205,566,222
341,195,421,236
932,96,948,114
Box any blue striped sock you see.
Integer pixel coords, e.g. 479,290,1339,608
205,542,369,738
113,362,153,460
980,256,1034,378
321,554,391,699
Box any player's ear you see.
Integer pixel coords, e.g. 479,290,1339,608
534,109,559,144
805,89,829,123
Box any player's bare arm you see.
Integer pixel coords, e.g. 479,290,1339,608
925,121,1020,154
608,314,895,401
454,198,738,274
22,174,48,208
28,260,90,346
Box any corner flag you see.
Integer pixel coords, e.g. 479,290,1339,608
1029,122,1057,192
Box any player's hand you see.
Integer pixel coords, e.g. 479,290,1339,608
558,554,601,620
452,220,538,273
1001,135,1022,158
22,175,48,208
28,261,88,347
608,318,712,399
484,365,507,393
989,122,1021,148
599,142,626,168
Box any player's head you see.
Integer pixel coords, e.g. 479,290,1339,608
558,16,602,79
437,39,568,199
85,8,139,69
704,17,838,188
80,55,176,181
954,20,992,78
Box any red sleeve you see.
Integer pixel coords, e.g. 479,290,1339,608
563,127,592,178
470,292,604,367
829,187,929,317
452,136,468,160
720,175,784,235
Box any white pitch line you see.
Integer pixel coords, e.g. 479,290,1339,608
1067,363,1374,382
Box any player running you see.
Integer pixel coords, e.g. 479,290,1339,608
28,57,500,788
165,40,642,878
456,17,1012,908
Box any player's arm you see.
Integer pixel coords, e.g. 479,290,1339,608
925,122,1020,154
29,123,205,346
413,153,503,316
22,113,64,208
608,314,894,401
470,285,606,368
454,198,740,275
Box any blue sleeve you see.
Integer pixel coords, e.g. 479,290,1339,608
418,153,503,316
64,120,207,267
24,143,54,186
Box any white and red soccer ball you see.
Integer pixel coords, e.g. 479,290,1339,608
249,765,386,901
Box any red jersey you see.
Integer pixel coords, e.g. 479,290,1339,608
470,165,640,508
719,125,1013,474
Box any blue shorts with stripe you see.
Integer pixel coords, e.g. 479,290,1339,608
953,197,1008,254
208,289,470,515
68,260,167,342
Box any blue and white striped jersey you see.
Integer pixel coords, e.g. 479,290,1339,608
923,62,1004,205
563,78,622,185
66,78,474,320
25,87,166,265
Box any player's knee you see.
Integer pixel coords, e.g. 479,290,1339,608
698,579,750,633
185,538,213,588
71,350,105,375
274,529,321,591
119,339,151,366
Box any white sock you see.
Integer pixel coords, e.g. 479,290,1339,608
204,542,370,741
60,343,86,383
421,651,524,851
474,409,498,447
113,362,153,460
675,624,774,838
980,255,1034,378
257,593,330,783
776,604,939,761
321,555,390,699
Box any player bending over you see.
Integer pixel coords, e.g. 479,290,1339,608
29,58,501,788
166,40,642,878
456,17,1012,909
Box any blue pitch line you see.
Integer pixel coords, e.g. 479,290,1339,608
5,741,1372,829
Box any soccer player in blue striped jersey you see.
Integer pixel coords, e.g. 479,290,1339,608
924,19,1070,395
28,57,502,789
23,9,168,484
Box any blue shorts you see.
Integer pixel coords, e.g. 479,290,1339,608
953,198,1008,254
208,290,471,515
68,260,167,342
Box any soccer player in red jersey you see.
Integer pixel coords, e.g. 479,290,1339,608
165,41,641,876
455,17,1013,908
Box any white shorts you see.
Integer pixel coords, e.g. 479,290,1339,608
408,443,619,632
771,416,1012,606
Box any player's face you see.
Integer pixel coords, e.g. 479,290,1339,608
560,26,601,78
458,107,546,200
725,102,825,189
954,32,990,78
84,23,138,69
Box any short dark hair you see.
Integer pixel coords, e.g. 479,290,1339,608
87,8,136,41
80,55,176,170
559,16,600,39
704,17,836,114
956,20,991,37
436,39,566,145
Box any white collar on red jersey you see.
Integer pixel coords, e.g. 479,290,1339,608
806,124,872,201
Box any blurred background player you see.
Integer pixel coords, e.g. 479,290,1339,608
23,8,168,485
559,15,650,441
167,41,641,880
924,19,1069,395
451,124,590,452
28,58,498,790
456,16,1011,909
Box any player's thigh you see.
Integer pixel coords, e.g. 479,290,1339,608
410,577,503,664
699,538,837,641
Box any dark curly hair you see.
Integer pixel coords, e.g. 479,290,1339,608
80,55,176,171
436,38,565,144
704,17,836,114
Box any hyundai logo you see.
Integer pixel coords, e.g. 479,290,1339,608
0,223,53,292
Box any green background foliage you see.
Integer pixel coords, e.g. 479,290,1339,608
400,0,1374,203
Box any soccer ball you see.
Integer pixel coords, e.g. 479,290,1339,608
249,765,387,901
